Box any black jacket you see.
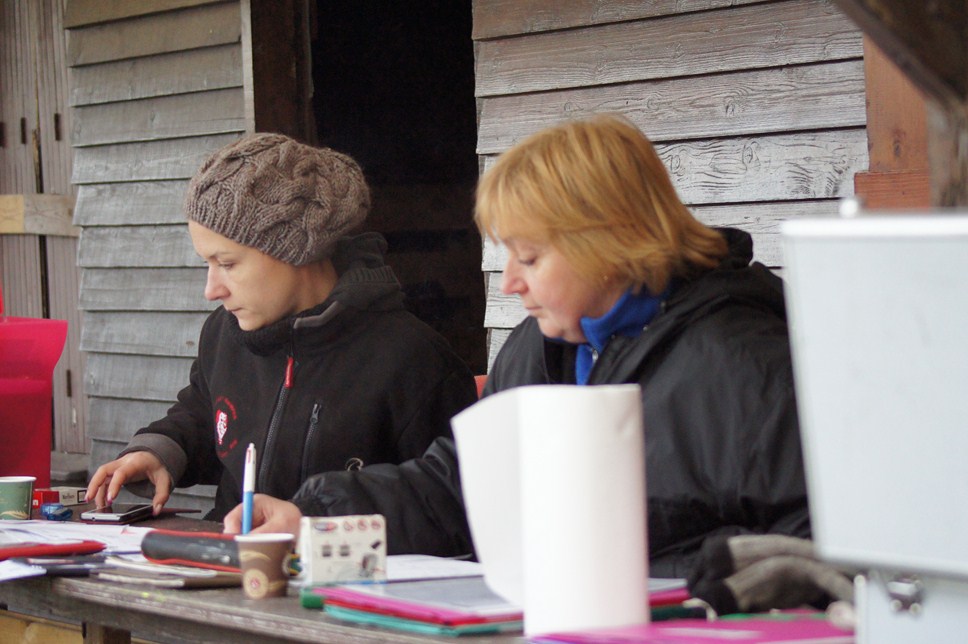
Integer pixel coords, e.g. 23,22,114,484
124,233,478,520
294,229,811,576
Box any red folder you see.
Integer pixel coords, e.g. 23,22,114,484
0,540,105,561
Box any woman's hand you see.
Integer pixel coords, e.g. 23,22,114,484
85,451,171,515
223,494,303,537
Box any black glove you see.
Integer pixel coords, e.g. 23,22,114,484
687,534,855,616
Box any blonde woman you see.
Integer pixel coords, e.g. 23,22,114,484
234,116,809,579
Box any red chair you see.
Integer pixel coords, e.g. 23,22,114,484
474,374,487,399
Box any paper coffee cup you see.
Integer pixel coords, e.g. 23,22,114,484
235,533,294,599
0,476,36,520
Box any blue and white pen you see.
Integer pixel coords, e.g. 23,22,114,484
242,442,256,534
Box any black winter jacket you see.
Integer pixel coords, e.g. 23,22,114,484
294,229,811,576
123,233,478,520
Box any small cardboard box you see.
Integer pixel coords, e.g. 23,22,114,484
51,486,88,505
33,487,88,507
32,489,60,509
298,515,387,585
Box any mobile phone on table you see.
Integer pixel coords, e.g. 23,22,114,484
80,503,154,524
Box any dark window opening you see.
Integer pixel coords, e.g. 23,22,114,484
312,1,485,374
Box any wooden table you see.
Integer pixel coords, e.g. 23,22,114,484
0,574,525,643
0,512,525,643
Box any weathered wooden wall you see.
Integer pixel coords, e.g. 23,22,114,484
1,0,86,455
61,0,871,509
66,0,246,509
472,0,868,366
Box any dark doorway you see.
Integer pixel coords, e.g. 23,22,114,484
311,1,485,375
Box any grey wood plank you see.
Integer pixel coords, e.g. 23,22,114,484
658,129,867,204
73,87,246,145
46,235,89,454
84,352,193,400
34,0,74,197
481,200,841,272
69,44,243,107
478,60,866,153
77,224,198,268
65,0,224,28
0,235,44,317
81,311,208,357
0,0,37,194
690,201,840,266
166,487,216,511
71,134,240,184
0,193,76,236
89,439,129,472
80,267,211,311
482,129,868,205
475,0,862,96
66,2,241,66
88,397,174,442
473,0,768,39
483,273,528,330
487,327,512,371
74,181,190,226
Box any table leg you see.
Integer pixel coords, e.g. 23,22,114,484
83,622,131,644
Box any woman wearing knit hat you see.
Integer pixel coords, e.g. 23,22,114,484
86,133,478,530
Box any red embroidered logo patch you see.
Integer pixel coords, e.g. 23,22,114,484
216,410,229,445
214,396,238,456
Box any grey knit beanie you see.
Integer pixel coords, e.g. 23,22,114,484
184,133,370,265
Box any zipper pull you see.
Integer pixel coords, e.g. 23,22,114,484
285,355,294,389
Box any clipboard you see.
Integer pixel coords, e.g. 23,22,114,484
0,539,105,561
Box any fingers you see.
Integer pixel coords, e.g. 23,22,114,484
104,469,129,506
149,469,172,515
85,468,107,505
86,462,127,508
249,496,302,537
223,504,242,534
84,451,167,509
223,495,268,533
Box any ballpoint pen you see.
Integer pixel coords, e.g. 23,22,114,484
242,443,256,534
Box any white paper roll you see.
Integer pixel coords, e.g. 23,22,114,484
452,384,649,636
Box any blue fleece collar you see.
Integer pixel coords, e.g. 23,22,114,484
575,285,669,384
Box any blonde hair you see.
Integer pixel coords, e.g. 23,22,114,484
475,114,727,294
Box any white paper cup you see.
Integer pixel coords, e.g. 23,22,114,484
235,533,294,599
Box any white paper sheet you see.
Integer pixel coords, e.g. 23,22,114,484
452,384,649,636
384,554,483,581
0,520,149,553
0,560,46,582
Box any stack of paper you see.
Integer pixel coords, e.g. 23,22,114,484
304,576,524,636
92,554,241,588
0,520,148,582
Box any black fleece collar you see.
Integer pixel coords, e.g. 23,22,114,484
228,232,405,356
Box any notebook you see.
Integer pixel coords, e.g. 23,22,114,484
781,214,968,580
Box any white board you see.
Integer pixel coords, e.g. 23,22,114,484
782,215,968,580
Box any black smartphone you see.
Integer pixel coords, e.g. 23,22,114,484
80,503,154,524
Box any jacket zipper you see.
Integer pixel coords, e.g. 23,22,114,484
258,354,294,492
300,402,322,481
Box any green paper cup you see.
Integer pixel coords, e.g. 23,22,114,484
0,476,36,520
